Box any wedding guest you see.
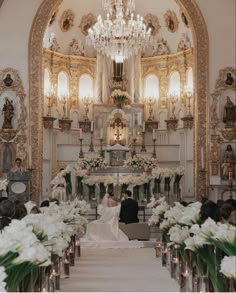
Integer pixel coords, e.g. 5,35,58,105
0,199,15,230
200,200,220,223
24,201,40,214
40,199,50,207
225,198,236,210
13,201,27,220
229,210,236,226
220,203,234,223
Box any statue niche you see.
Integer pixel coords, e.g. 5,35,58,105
2,97,14,129
109,61,128,91
108,110,128,146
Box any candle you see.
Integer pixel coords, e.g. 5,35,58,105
100,128,103,139
91,120,94,132
142,122,145,132
28,145,32,168
152,128,156,139
201,147,204,170
79,128,82,139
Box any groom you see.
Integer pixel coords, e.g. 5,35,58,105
119,190,139,224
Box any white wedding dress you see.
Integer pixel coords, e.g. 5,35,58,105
81,195,144,248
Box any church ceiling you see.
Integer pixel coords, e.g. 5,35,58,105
43,0,193,57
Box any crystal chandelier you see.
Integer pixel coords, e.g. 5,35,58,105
87,0,152,63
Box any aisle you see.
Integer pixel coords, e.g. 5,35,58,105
61,248,179,292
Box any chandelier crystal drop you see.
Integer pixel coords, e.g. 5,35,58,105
86,0,152,63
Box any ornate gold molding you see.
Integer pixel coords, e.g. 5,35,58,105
210,67,236,177
29,0,209,201
0,68,27,163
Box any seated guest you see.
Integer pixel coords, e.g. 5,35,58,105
225,198,236,210
24,201,40,214
220,203,234,223
0,199,15,230
13,201,27,220
200,200,220,223
40,200,50,208
50,198,60,205
120,190,139,224
229,210,236,226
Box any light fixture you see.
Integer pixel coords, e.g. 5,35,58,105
86,0,152,63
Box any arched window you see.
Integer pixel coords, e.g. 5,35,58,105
79,74,93,99
57,71,69,98
44,68,51,96
144,74,159,100
168,71,181,97
186,67,193,93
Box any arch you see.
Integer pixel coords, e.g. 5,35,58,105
79,74,94,100
145,74,160,101
29,0,209,200
168,71,181,97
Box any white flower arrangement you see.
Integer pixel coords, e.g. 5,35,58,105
75,155,107,171
168,224,190,245
161,202,186,230
179,201,202,226
0,266,7,293
111,89,131,105
148,197,169,226
0,179,8,191
71,198,91,215
174,166,185,176
0,219,50,265
161,167,175,178
220,256,236,279
124,155,158,170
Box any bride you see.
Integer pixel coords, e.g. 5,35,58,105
84,193,129,242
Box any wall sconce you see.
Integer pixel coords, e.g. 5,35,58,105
146,97,156,121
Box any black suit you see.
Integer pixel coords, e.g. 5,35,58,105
119,198,139,224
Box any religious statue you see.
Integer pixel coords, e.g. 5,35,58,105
3,73,13,87
222,96,236,128
49,33,60,52
2,97,14,129
222,144,236,179
153,38,170,56
69,38,85,56
177,33,192,52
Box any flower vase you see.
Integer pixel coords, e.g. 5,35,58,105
180,261,192,292
161,242,167,266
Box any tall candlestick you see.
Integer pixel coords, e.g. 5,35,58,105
91,121,94,132
142,122,145,132
133,129,136,138
100,128,103,139
201,147,204,169
79,128,82,139
152,128,156,139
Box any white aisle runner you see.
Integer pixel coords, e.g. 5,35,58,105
61,248,179,292
80,238,144,248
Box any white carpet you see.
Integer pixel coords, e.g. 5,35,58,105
80,239,144,248
61,248,179,292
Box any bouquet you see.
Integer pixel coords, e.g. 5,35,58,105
111,89,131,107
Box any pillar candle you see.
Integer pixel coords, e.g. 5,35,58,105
142,122,145,132
91,121,94,132
152,128,155,139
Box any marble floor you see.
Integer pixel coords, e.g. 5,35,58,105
61,248,179,292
